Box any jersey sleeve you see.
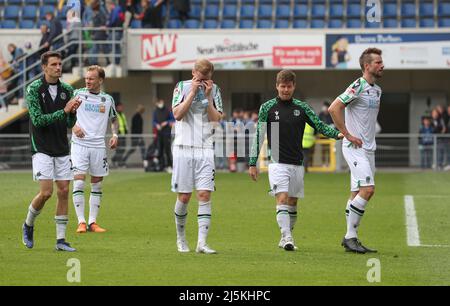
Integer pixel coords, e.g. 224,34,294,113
337,78,365,106
213,84,223,113
27,82,66,128
172,82,184,108
249,102,273,167
301,102,340,140
109,96,117,119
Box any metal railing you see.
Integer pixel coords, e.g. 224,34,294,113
0,27,125,108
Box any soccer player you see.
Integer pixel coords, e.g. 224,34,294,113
171,59,223,254
328,48,384,254
22,51,81,252
71,65,118,233
249,70,343,251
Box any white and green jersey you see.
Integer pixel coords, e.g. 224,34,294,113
337,77,381,152
172,80,223,149
72,88,117,148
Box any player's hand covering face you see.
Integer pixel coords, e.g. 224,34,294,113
276,81,295,101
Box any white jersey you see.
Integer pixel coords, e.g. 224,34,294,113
172,80,223,149
337,77,381,152
72,88,117,148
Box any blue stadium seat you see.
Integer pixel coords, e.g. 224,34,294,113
347,0,362,2
39,5,55,19
241,0,255,4
438,18,450,27
22,6,38,20
347,4,361,18
167,19,182,29
221,19,236,29
293,4,308,19
4,6,20,19
293,0,308,3
25,0,40,4
259,0,273,3
365,21,381,28
203,19,218,29
240,5,255,19
383,18,398,28
329,0,344,3
19,20,35,28
293,19,308,28
257,20,272,29
2,20,17,28
419,2,435,18
311,4,326,19
275,19,290,29
329,4,344,18
240,19,254,29
311,19,325,28
438,3,450,17
7,0,22,4
204,5,219,19
346,18,362,28
276,5,290,19
169,6,180,18
206,0,220,3
130,20,142,28
42,0,57,5
223,5,237,19
401,3,416,18
190,0,202,4
383,3,397,18
328,19,343,28
420,18,435,28
258,5,272,19
401,18,417,28
184,19,200,29
189,5,201,19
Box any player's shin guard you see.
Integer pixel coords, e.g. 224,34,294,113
197,201,211,246
276,204,291,238
287,205,297,232
174,199,188,240
345,195,367,239
55,215,68,240
73,180,86,224
88,182,102,225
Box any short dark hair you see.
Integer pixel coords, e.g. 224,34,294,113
359,48,382,71
41,51,62,66
276,70,296,85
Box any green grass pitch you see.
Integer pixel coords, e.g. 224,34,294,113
0,171,449,285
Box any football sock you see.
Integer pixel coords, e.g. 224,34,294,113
73,180,86,224
345,195,368,239
287,205,298,231
277,204,291,238
25,204,41,227
197,201,211,246
55,215,68,240
174,199,188,240
345,199,351,222
88,182,102,225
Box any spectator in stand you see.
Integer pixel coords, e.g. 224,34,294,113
24,42,41,81
89,0,110,66
39,24,51,57
0,56,8,112
139,0,166,29
173,0,190,22
66,6,82,67
7,43,25,102
45,12,64,51
419,116,434,169
106,0,124,65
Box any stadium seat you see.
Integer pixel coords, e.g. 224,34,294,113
223,5,237,20
7,0,22,4
19,20,35,28
438,18,450,27
293,4,308,19
4,6,20,19
366,21,381,28
383,18,398,28
401,3,416,18
190,0,202,4
311,4,326,19
42,0,58,4
184,19,200,29
293,19,308,28
257,20,272,29
347,0,362,3
241,0,255,4
130,20,142,28
240,5,255,19
221,19,236,29
204,5,219,19
438,3,450,17
346,18,362,28
189,5,201,19
203,19,218,29
419,2,435,18
420,18,435,28
39,6,55,19
259,0,273,4
311,19,325,28
383,3,397,18
276,5,291,19
25,0,40,4
167,19,182,29
328,19,343,28
169,6,180,19
347,4,361,18
239,19,254,29
1,20,17,28
329,4,344,18
206,0,220,3
401,18,417,28
329,0,344,3
275,19,290,29
258,5,273,19
22,5,38,20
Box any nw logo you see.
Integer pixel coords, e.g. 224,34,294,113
141,34,178,68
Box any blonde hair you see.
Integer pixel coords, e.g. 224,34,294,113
87,65,105,79
194,59,214,76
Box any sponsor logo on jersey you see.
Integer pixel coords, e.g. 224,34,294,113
85,103,105,113
99,104,106,113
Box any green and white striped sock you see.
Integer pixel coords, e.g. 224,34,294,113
276,204,291,238
174,199,188,240
198,201,212,246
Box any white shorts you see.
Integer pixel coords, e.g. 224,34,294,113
32,153,73,181
342,145,376,192
71,143,109,177
171,146,215,193
268,163,305,198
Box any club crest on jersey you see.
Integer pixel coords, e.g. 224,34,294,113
293,110,300,117
101,97,106,102
60,92,67,100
